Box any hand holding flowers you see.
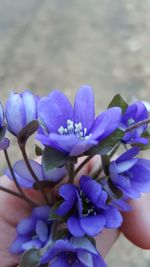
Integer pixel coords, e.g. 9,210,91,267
0,86,150,266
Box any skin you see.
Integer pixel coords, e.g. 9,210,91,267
0,158,150,267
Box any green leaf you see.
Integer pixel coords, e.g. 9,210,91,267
19,248,41,267
86,129,124,156
42,146,76,171
55,229,69,240
18,120,39,145
101,155,110,176
49,201,64,221
108,94,128,113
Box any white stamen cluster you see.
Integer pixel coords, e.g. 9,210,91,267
58,119,92,140
127,118,135,126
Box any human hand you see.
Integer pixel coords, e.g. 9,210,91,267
0,159,150,267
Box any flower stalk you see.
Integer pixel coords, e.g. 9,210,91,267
4,149,36,207
18,141,51,206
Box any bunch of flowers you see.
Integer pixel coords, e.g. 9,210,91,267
0,86,150,267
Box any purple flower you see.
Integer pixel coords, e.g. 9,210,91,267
10,206,51,254
0,100,5,128
109,147,150,198
57,176,122,237
37,86,121,156
43,236,108,267
5,90,38,136
120,101,148,144
5,159,66,188
0,101,10,150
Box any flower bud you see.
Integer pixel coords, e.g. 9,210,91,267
0,100,5,128
5,90,38,135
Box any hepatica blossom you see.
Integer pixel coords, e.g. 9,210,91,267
37,86,122,156
57,176,122,237
11,206,51,254
121,101,148,144
5,159,66,188
109,147,150,198
43,236,108,267
0,88,150,267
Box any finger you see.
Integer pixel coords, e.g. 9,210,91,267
0,176,31,226
121,193,150,249
0,220,19,267
95,229,119,257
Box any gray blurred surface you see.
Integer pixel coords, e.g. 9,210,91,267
0,1,150,266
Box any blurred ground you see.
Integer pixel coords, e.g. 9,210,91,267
0,0,150,266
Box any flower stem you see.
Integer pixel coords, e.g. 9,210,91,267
74,155,94,176
18,142,51,206
67,162,75,183
125,117,150,132
40,222,57,256
0,185,35,204
4,149,36,207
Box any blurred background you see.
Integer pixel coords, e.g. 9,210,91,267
0,1,150,266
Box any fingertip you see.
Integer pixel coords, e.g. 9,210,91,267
121,194,150,249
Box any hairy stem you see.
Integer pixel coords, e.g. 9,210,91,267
67,162,75,183
125,117,150,132
74,155,93,176
0,185,35,203
4,149,36,207
18,142,51,206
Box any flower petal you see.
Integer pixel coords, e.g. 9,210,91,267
70,236,98,255
10,235,30,254
22,238,43,250
17,217,35,235
91,107,122,140
69,138,98,156
77,251,94,267
36,220,49,243
32,206,51,220
0,101,4,127
38,90,73,133
22,90,37,123
93,254,108,267
80,176,103,204
47,133,80,154
116,159,138,173
112,199,132,212
5,92,26,135
56,184,77,216
117,147,140,162
50,254,71,267
6,160,43,188
67,215,85,237
74,85,95,132
103,206,123,228
43,166,66,182
57,185,77,216
80,215,106,236
109,161,118,183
